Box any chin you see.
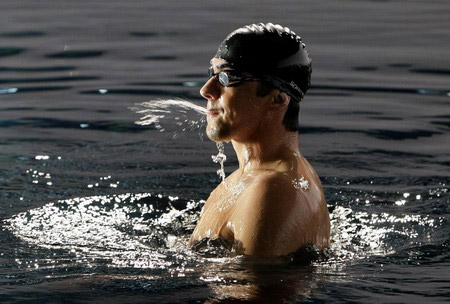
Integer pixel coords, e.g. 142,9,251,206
206,127,223,142
206,123,231,142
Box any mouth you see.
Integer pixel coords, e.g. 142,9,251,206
207,108,220,117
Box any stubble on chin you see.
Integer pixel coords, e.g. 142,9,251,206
206,120,231,142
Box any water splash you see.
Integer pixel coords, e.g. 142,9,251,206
323,205,441,268
292,176,310,191
5,191,444,270
130,98,206,135
211,142,227,182
4,193,204,269
131,98,228,180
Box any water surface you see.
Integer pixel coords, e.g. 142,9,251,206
1,0,449,303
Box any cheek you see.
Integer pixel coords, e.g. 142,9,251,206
246,98,264,119
221,96,238,120
223,106,236,121
242,98,264,120
221,87,262,122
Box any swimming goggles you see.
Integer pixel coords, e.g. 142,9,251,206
208,67,259,87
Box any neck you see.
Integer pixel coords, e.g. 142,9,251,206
231,128,300,173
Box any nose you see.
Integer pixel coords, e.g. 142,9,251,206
200,77,221,101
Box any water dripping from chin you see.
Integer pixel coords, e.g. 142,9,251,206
131,98,230,184
212,142,227,182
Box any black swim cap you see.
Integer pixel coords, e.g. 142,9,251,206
214,23,312,102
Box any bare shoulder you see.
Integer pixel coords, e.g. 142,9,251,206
245,171,297,206
231,170,329,256
241,170,317,211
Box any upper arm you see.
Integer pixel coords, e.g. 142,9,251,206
232,174,304,257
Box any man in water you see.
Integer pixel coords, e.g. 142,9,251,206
189,23,330,257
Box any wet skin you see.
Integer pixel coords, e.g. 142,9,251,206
189,58,330,257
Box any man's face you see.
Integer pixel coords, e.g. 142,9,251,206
200,58,272,142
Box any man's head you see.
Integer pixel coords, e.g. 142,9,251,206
201,23,312,141
214,23,312,105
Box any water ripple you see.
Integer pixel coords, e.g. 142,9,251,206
0,66,76,72
0,106,34,111
410,69,450,76
0,88,18,94
353,66,378,71
129,81,204,87
4,189,446,272
4,193,202,269
0,47,25,57
129,31,177,37
0,118,147,132
129,31,159,37
46,51,104,59
143,55,177,60
388,63,412,68
0,31,45,38
312,84,450,97
81,88,199,99
300,126,441,140
0,86,71,94
0,76,99,84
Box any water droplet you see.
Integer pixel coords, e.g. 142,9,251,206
395,200,406,206
292,176,309,191
212,142,227,182
205,229,212,238
0,88,18,94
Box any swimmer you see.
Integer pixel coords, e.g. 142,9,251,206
189,23,330,257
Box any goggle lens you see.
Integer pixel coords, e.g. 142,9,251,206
218,72,229,86
208,67,259,87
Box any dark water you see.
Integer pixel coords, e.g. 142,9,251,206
1,0,449,303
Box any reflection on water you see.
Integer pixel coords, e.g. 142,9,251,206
5,194,200,262
3,94,448,301
3,184,446,301
1,0,450,302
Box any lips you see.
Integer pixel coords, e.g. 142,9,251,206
207,108,220,117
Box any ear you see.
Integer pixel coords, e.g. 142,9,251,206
270,91,290,110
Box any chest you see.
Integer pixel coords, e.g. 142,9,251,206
191,179,249,242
